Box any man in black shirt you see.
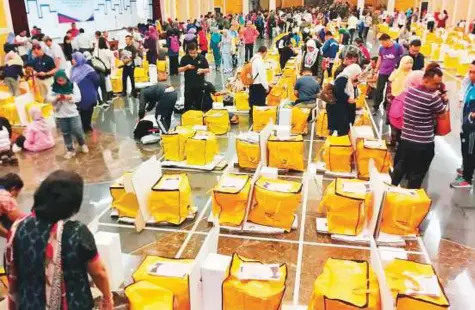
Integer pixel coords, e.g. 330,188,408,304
404,39,425,70
179,43,210,111
279,40,297,69
31,45,57,100
121,35,137,97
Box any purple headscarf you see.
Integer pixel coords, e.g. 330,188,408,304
70,52,95,84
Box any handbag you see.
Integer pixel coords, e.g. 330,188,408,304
435,104,451,136
319,83,336,105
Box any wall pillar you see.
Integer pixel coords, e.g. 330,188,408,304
357,0,364,11
243,0,249,15
466,0,475,33
387,0,395,14
269,0,276,11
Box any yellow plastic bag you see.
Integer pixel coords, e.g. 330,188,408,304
356,93,366,109
223,254,287,310
125,281,175,310
204,109,230,135
181,110,204,127
385,259,449,310
308,258,381,310
315,109,329,137
235,91,249,111
317,135,354,173
148,174,192,225
157,60,167,72
356,139,392,180
133,256,193,310
248,177,302,231
267,85,286,106
355,110,372,127
185,131,219,166
380,187,431,236
110,174,139,218
267,134,305,171
212,174,251,227
291,106,311,134
236,135,260,169
0,103,20,125
320,179,373,236
161,126,196,162
134,67,148,83
253,106,277,132
111,76,123,94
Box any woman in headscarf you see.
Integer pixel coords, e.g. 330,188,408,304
389,70,423,163
70,52,100,133
47,70,87,159
197,26,209,57
13,106,55,153
221,29,233,74
143,26,158,65
210,28,222,71
328,64,362,136
3,51,24,96
6,170,113,309
183,28,198,54
301,39,320,77
167,29,181,75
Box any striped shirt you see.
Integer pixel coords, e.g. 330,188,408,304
402,86,445,144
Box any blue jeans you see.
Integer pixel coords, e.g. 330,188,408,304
57,116,85,152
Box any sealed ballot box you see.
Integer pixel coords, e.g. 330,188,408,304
253,106,277,132
161,126,196,162
315,109,330,138
212,174,252,227
185,131,219,166
181,110,204,127
148,174,192,225
380,187,431,236
291,106,311,135
267,85,286,106
109,173,139,218
248,177,302,232
317,135,354,173
223,254,287,310
267,134,305,171
132,256,193,310
384,259,450,310
204,109,230,135
235,91,250,111
355,109,372,127
356,139,392,180
125,281,174,309
236,132,260,170
308,258,381,310
319,179,373,236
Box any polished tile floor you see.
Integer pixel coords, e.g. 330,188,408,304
4,40,474,308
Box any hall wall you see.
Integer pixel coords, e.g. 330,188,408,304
24,0,152,40
0,0,13,65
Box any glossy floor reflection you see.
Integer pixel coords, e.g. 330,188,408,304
6,39,474,308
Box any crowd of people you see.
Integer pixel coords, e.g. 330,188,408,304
0,2,474,306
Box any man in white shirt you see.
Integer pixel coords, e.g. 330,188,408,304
43,36,68,70
347,14,359,44
72,28,93,52
15,30,30,62
249,46,269,120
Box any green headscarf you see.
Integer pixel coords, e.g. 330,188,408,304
51,70,74,95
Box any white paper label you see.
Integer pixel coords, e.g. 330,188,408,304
404,274,441,298
342,182,370,194
220,176,247,190
364,139,385,149
148,261,192,278
238,263,281,280
388,187,417,196
261,181,295,192
159,177,180,190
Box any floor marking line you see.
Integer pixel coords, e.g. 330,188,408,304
293,122,315,305
175,198,212,258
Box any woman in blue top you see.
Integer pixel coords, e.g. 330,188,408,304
71,52,100,133
210,28,222,71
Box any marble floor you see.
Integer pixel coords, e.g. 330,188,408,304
4,41,475,308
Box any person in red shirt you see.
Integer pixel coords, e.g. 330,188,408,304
240,21,259,62
0,173,25,237
70,22,79,38
354,38,370,63
197,27,208,57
